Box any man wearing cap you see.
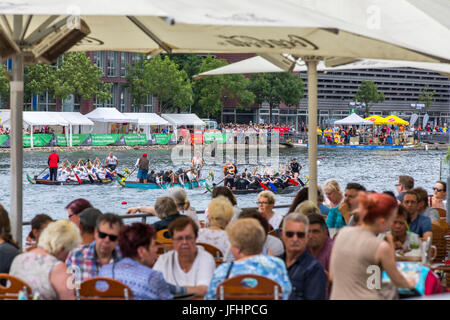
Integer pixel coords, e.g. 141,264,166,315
135,153,149,183
79,208,103,245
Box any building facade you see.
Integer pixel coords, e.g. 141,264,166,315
22,51,155,114
216,54,450,128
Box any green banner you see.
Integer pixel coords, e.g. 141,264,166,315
154,133,172,145
23,134,53,147
56,134,90,146
0,135,8,146
91,134,122,146
124,134,148,145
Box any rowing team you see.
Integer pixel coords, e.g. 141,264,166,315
137,167,208,188
55,158,117,182
223,162,306,191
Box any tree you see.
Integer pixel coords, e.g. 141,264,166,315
145,55,193,113
354,80,385,117
124,55,149,112
54,52,112,103
418,85,435,114
249,73,304,123
168,54,203,80
0,65,10,106
24,63,57,102
192,56,255,119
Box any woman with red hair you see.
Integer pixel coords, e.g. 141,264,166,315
329,193,416,299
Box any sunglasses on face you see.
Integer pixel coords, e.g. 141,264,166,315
433,187,444,192
257,201,269,205
98,231,118,242
285,231,306,239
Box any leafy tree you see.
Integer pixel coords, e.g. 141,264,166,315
168,54,203,80
354,80,385,117
24,63,57,102
418,85,435,114
124,55,149,112
192,56,255,119
0,65,10,106
145,55,193,113
249,73,304,123
54,52,112,103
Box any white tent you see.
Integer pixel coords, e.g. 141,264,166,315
0,110,10,125
161,113,205,127
85,108,138,134
123,113,169,138
334,113,374,126
56,112,94,147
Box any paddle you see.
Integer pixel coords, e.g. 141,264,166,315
124,167,137,181
259,181,268,190
34,167,48,180
267,181,277,192
203,177,225,194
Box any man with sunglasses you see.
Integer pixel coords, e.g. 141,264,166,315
278,212,327,300
66,213,123,283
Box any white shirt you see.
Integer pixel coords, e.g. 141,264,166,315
197,229,230,256
264,235,285,256
153,245,216,287
106,155,118,165
268,212,284,230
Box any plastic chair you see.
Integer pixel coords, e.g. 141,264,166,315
197,242,224,267
0,274,33,300
216,274,282,300
77,277,132,300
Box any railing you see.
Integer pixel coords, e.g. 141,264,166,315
21,204,292,226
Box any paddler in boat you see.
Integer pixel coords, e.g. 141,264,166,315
135,153,149,183
191,151,204,178
223,159,237,189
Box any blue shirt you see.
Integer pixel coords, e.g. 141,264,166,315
319,204,330,216
99,257,173,300
326,206,347,229
205,254,292,300
409,214,432,237
278,250,327,300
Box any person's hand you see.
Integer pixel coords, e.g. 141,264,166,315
406,276,417,290
126,207,140,214
394,241,404,250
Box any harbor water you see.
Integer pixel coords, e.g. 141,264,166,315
0,147,446,242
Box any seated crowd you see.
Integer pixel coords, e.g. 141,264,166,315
0,175,447,300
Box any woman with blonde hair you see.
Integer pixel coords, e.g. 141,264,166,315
323,179,343,208
9,220,81,300
257,190,283,230
294,200,321,216
205,218,292,300
197,196,234,255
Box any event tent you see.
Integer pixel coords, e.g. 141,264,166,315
334,113,373,126
123,113,169,137
85,108,138,134
161,113,205,127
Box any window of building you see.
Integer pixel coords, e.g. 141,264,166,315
120,52,129,77
107,52,118,77
37,93,56,111
92,52,104,73
120,85,129,112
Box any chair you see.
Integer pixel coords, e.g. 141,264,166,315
0,274,33,300
216,274,282,300
431,224,450,264
156,228,173,245
435,208,446,219
77,277,133,300
197,242,224,267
